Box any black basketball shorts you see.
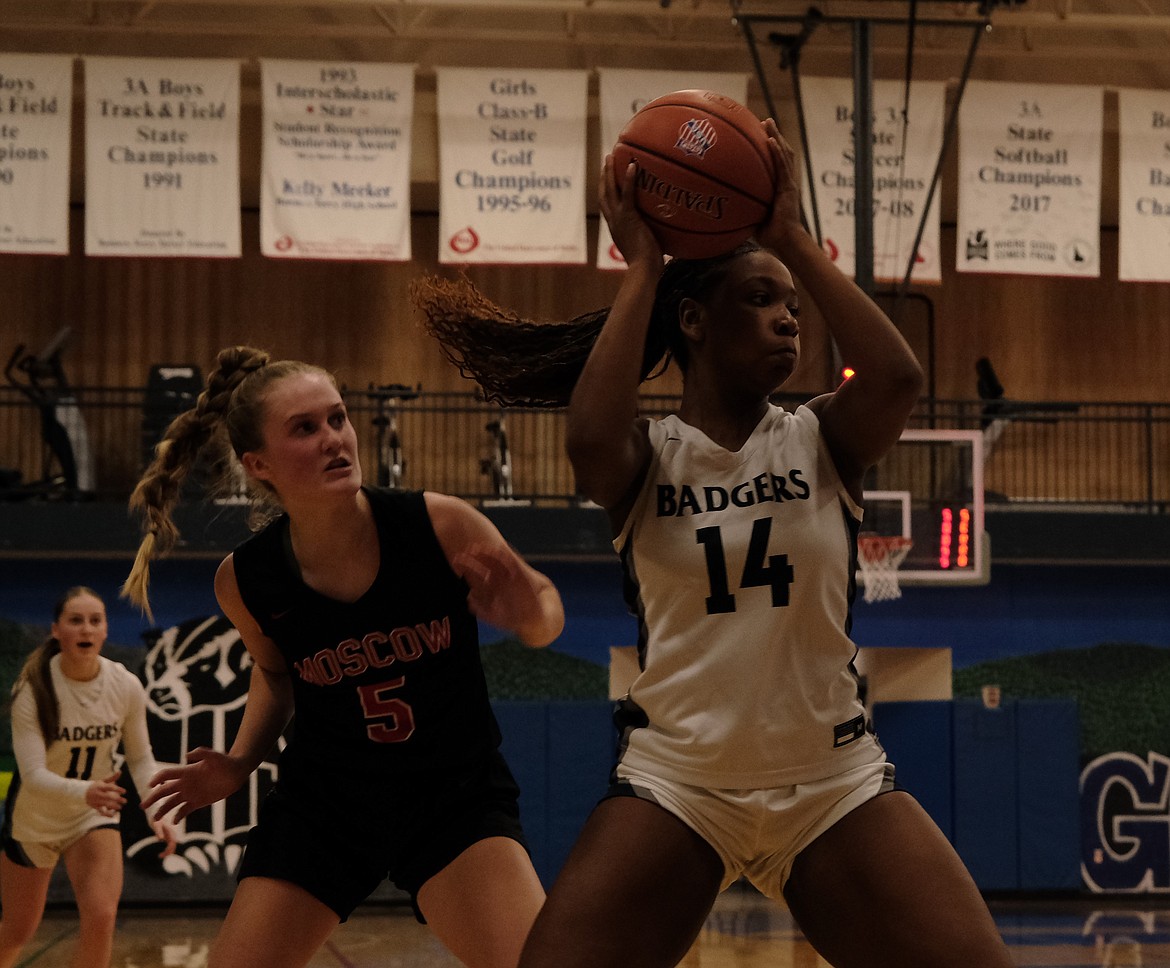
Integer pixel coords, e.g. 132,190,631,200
237,748,529,923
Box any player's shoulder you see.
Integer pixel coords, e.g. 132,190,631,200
102,656,147,696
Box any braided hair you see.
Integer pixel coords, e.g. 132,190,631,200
122,346,332,619
409,239,762,409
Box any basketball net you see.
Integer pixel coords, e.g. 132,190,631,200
857,535,913,604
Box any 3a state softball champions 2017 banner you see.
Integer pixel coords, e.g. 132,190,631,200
436,68,588,265
1117,88,1170,283
0,54,73,255
957,81,1103,278
595,70,749,271
800,78,945,284
260,61,415,261
84,57,240,257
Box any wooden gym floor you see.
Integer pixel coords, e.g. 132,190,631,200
14,888,1170,967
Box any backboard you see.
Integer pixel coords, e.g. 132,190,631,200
860,428,988,587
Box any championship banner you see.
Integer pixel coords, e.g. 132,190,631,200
260,61,415,261
957,81,1102,277
436,68,587,264
0,54,74,255
800,77,944,284
1117,89,1170,283
595,69,749,270
84,57,240,257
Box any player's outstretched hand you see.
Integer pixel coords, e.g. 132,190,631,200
452,543,546,639
142,747,250,823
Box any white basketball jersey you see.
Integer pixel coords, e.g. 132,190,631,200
614,404,881,789
9,654,158,844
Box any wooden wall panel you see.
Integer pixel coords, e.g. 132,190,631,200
3,216,1167,410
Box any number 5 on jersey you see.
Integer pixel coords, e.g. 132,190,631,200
358,677,416,743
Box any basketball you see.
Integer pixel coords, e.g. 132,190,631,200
611,89,776,259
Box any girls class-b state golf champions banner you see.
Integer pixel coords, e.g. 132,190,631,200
0,54,73,255
957,80,1102,278
800,77,945,284
595,70,749,271
1117,88,1170,283
436,67,588,264
84,57,240,257
260,61,415,261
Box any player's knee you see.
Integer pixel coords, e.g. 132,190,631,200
0,914,42,948
76,899,119,936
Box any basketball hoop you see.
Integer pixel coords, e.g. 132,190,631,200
857,535,913,604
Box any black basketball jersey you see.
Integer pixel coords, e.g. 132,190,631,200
232,487,499,788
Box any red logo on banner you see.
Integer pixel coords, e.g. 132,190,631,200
607,243,625,264
449,227,480,254
274,236,295,252
823,237,839,261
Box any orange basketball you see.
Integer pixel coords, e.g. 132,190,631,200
611,89,776,260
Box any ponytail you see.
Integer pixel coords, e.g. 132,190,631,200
409,274,671,409
122,346,272,619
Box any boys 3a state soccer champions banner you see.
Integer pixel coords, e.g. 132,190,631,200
957,81,1102,277
436,68,587,264
1117,88,1170,283
800,77,945,284
260,61,415,261
595,70,749,271
0,54,73,255
84,57,240,257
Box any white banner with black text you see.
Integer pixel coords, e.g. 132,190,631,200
595,69,749,270
956,81,1102,278
0,54,74,255
800,77,944,284
260,60,415,261
436,68,588,264
1117,88,1170,283
84,57,240,257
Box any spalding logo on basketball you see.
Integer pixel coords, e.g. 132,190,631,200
612,89,776,260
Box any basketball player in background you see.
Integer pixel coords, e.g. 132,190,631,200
0,586,176,968
122,348,563,968
413,120,1013,967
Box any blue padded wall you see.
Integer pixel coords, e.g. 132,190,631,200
494,700,614,888
494,702,552,882
546,702,616,879
953,699,1021,889
872,700,954,840
1016,699,1081,890
873,699,1081,892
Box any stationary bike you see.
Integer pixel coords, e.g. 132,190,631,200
369,383,420,488
2,326,93,500
481,410,529,506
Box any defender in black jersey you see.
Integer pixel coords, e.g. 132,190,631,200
125,349,564,968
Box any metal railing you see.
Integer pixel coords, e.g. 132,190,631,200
2,386,1168,512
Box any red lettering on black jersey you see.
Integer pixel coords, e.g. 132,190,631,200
418,618,451,654
293,616,454,687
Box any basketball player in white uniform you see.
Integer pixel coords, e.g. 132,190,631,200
1,587,175,968
512,122,1016,967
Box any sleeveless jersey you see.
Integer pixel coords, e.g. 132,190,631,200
613,404,880,789
232,487,497,788
6,654,158,844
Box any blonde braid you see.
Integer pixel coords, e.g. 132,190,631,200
122,346,271,619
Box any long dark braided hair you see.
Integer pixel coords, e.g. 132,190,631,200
409,239,763,409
